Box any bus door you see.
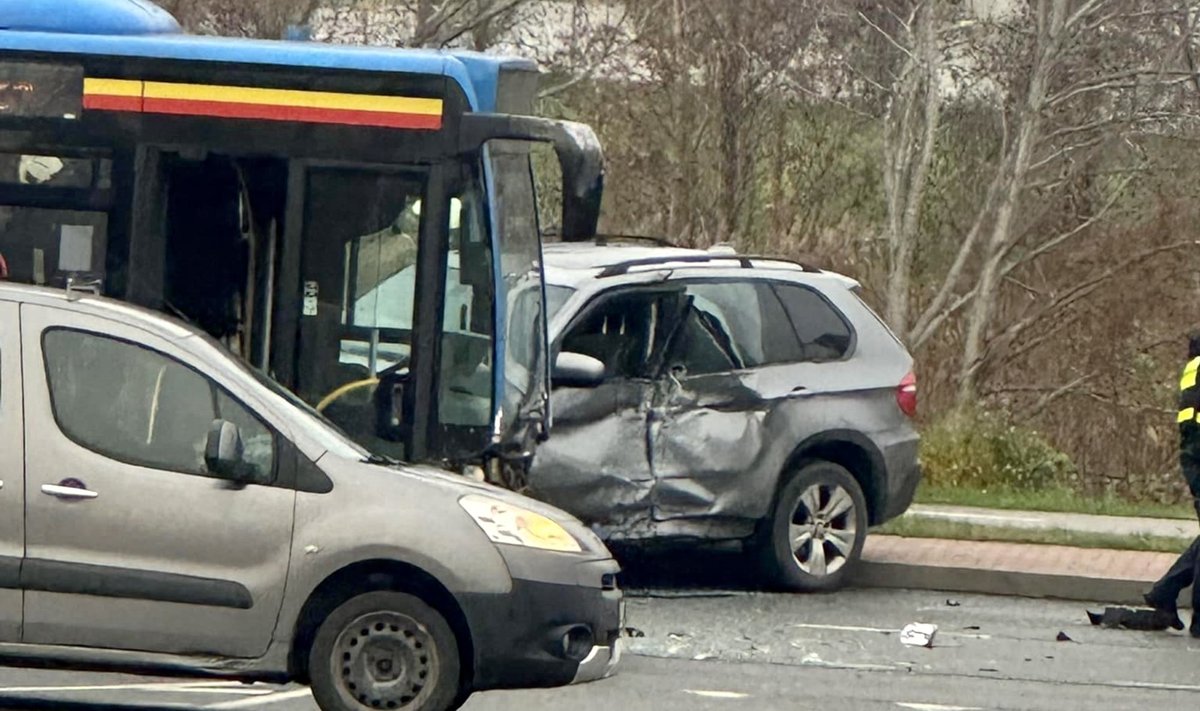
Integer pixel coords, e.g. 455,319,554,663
281,160,496,465
281,163,430,462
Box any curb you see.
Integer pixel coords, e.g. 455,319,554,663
851,535,1192,609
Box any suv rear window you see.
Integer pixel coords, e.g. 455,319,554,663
772,283,853,361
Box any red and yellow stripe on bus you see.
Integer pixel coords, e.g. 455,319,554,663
82,78,444,130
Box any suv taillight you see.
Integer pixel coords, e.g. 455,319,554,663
897,372,917,418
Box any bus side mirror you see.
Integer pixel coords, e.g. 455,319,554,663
552,352,605,389
550,121,604,242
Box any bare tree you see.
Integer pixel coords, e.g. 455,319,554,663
875,1,948,337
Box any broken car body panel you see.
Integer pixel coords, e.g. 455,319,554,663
529,243,920,544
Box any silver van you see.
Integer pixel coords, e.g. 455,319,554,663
0,283,621,711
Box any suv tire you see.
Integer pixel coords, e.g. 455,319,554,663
309,590,462,711
760,460,868,592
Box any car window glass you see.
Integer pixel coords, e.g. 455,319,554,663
773,283,853,362
43,329,274,481
561,290,665,379
216,389,275,481
757,283,805,364
439,179,493,429
665,282,763,376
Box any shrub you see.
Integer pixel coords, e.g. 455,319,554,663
920,408,1077,491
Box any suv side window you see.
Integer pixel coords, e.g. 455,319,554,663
667,282,763,375
773,283,853,362
42,329,275,481
560,290,667,379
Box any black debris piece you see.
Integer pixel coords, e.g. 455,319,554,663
946,599,961,607
1086,606,1182,631
1056,631,1074,642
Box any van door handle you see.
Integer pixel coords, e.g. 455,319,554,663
41,484,99,501
787,386,814,399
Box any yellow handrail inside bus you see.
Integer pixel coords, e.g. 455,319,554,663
316,378,379,412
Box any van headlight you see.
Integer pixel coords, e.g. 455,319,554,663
459,494,583,553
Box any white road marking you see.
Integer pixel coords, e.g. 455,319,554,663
682,689,750,699
896,704,983,711
0,681,270,695
206,687,314,709
1109,680,1200,693
792,623,991,640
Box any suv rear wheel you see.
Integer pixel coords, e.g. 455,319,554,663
309,591,462,711
760,461,868,592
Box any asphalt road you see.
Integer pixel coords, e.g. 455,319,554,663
0,587,1194,711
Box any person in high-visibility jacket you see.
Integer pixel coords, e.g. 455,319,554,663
1143,333,1200,635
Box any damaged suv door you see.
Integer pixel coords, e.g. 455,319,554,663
529,289,672,534
647,281,803,540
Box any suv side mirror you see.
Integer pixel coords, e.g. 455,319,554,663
205,419,248,481
553,352,606,388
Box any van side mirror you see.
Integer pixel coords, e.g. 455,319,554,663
552,352,606,388
205,419,248,481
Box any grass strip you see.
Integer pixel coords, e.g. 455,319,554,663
915,484,1194,521
875,516,1191,554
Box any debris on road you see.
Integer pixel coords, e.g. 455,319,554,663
1086,607,1180,631
624,627,646,638
900,623,938,648
1056,631,1074,642
946,599,961,607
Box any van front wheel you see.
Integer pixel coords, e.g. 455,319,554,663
309,591,462,711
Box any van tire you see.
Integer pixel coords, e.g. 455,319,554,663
759,460,868,592
309,590,462,711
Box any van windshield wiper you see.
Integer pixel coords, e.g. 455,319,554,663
362,453,402,467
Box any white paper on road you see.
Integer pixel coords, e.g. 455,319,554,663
899,622,939,647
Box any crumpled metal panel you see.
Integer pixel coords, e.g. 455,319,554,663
529,381,655,527
647,374,767,527
531,370,780,542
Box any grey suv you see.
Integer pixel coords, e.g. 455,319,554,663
530,241,921,592
0,283,620,711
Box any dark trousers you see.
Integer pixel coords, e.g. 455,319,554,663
1147,536,1200,615
1146,439,1200,615
1184,433,1200,516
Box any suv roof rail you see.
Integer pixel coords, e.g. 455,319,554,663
595,253,816,278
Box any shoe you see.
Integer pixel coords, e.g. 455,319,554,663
1147,608,1186,631
1191,617,1200,638
1143,594,1185,630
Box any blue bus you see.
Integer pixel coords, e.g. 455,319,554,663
0,0,604,481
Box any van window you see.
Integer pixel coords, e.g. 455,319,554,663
42,329,275,481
